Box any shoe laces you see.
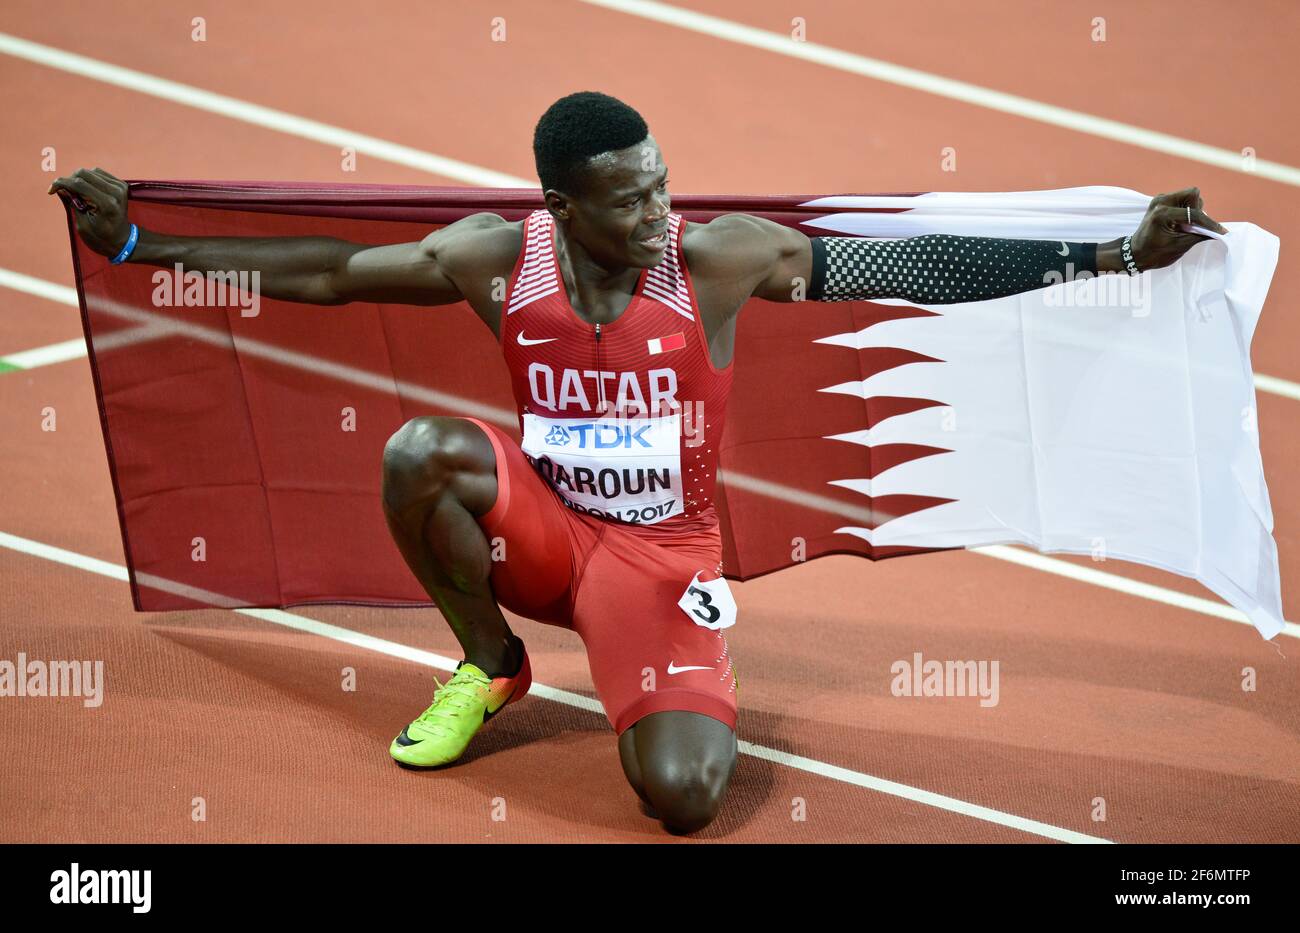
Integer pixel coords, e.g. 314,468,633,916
412,669,489,738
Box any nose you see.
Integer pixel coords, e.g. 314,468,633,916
645,191,669,221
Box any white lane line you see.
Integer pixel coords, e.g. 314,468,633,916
1,337,86,369
1255,373,1300,403
0,268,517,425
4,265,1300,403
0,269,76,306
3,21,1293,200
974,545,1300,641
736,741,1106,843
578,0,1300,187
0,324,168,370
0,32,533,189
0,528,1110,843
0,264,1293,638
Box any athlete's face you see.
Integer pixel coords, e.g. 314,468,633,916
556,135,671,269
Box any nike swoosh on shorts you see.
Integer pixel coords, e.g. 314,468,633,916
667,662,714,675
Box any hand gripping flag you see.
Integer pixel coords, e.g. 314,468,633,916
60,183,1288,638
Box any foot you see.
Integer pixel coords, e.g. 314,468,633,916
389,650,532,769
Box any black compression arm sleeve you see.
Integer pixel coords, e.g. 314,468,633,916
807,234,1098,305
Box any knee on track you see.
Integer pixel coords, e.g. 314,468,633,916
641,756,732,834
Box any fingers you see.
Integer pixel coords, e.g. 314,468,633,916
47,174,100,207
1190,207,1228,235
1152,198,1227,236
90,167,125,186
1153,204,1189,232
89,168,129,199
47,167,124,201
47,168,129,223
77,168,118,201
1152,187,1201,207
1167,189,1227,233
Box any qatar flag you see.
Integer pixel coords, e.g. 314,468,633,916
60,183,1287,639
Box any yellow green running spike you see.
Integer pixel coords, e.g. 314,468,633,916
389,653,532,769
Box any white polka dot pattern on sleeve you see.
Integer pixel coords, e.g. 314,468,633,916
813,234,1097,305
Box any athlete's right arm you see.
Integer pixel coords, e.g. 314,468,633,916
48,167,495,307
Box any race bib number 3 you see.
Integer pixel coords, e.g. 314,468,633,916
678,572,737,631
523,412,682,525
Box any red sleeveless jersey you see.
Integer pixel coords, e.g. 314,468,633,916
498,209,733,534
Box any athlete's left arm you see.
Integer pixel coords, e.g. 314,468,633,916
726,187,1227,306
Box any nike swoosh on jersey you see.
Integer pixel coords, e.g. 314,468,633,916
517,332,558,346
667,662,714,675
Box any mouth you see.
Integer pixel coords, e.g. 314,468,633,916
637,229,669,251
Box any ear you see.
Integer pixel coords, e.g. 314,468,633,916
543,189,570,221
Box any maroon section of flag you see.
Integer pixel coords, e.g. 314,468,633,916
62,182,951,611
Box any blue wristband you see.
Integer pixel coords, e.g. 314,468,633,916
110,223,139,264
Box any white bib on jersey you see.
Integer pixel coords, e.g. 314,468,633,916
522,412,684,524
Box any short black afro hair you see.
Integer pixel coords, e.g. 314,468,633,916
533,91,649,196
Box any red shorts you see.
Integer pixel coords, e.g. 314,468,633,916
462,417,738,736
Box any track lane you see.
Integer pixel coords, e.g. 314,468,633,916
0,1,1295,842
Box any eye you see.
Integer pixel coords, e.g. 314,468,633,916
621,180,668,209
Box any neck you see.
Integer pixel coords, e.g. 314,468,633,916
554,223,643,322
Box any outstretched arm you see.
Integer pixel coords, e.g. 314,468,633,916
48,168,496,306
718,187,1227,306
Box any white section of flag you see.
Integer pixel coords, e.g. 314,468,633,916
804,187,1285,639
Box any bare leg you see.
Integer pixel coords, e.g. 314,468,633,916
618,725,655,810
620,711,737,834
381,416,521,677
